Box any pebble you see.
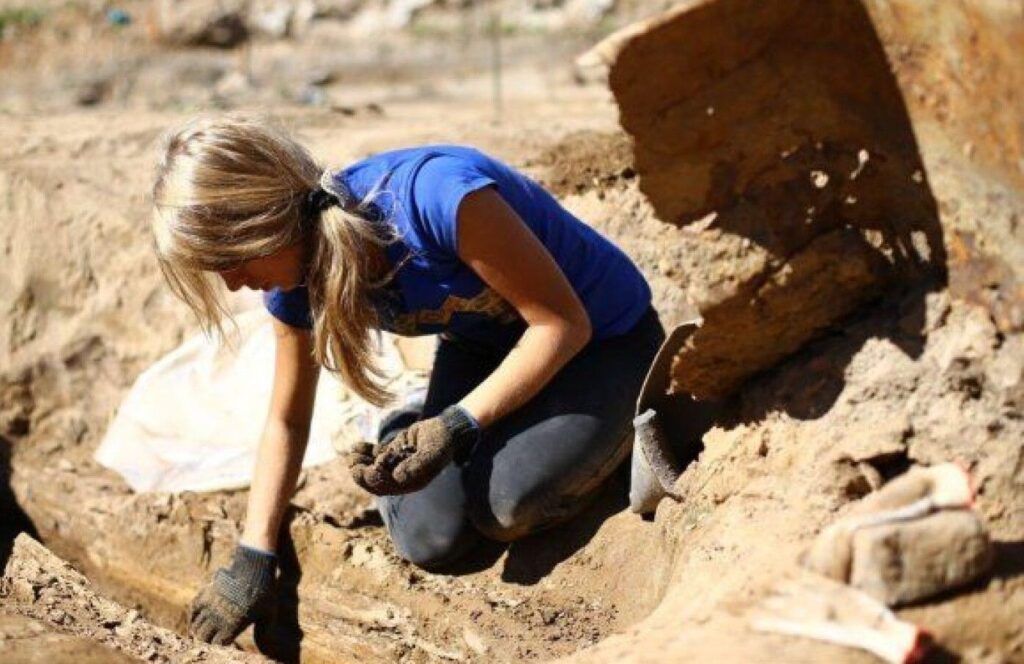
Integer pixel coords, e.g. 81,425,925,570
462,627,488,655
849,149,870,179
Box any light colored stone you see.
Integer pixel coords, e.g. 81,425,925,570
850,510,994,606
150,0,249,48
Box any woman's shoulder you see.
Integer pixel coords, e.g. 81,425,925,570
340,145,516,253
344,145,502,182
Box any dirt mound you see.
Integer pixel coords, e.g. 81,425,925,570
525,130,635,198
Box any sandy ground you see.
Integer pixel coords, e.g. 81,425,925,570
1,1,1023,663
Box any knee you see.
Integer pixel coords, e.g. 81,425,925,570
387,518,479,570
471,515,530,543
394,538,460,570
467,490,550,543
464,436,623,543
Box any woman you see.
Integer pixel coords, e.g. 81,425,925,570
151,116,664,645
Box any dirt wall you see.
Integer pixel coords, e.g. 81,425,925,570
561,1,1024,661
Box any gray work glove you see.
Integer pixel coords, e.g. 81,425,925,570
189,544,277,645
348,405,480,496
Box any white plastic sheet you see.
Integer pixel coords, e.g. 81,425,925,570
95,309,430,493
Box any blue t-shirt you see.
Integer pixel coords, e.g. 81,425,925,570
264,145,651,344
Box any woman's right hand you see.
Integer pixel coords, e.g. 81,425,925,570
189,544,278,645
347,405,480,495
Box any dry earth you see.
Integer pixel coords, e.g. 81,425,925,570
0,611,137,663
2,534,268,663
1,1,1023,663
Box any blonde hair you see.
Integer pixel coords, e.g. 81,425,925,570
151,115,395,406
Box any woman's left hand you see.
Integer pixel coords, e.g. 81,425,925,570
348,405,480,495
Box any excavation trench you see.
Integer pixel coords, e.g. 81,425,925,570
4,432,681,663
3,0,1024,661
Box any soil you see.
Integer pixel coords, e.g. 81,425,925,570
0,611,136,664
1,1,1022,663
2,534,267,663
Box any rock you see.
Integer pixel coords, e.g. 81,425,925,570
598,0,947,399
297,85,326,106
75,78,110,107
751,574,928,664
673,228,892,398
213,70,251,99
248,0,317,39
290,0,318,37
850,510,994,606
106,8,132,27
804,464,995,606
249,0,292,38
149,0,249,48
564,0,616,25
462,627,488,655
394,0,437,24
316,0,364,22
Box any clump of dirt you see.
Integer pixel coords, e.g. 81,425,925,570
525,130,636,198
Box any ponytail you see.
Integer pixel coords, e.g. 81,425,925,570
307,170,399,406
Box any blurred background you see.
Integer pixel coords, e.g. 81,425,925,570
0,0,673,114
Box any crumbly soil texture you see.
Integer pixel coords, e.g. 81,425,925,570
2,1,1023,663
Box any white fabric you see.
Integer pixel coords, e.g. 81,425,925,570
95,309,429,493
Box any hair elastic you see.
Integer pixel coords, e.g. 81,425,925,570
303,187,339,217
300,170,351,229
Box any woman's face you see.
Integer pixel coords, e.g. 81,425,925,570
217,242,306,292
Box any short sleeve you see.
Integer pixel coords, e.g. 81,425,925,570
409,155,496,257
263,286,313,329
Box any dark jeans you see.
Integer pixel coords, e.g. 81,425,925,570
377,308,665,569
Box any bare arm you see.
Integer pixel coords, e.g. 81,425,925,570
455,187,592,428
240,317,320,552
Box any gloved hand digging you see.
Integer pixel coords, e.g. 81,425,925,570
348,405,480,495
189,544,277,645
